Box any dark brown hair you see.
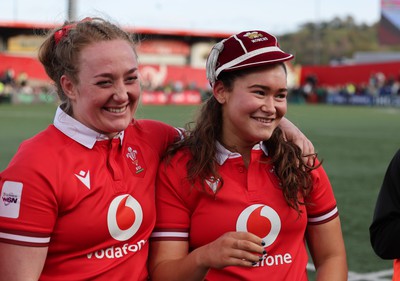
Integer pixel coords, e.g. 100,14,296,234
166,63,320,213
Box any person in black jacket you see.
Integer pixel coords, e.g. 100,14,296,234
370,149,400,279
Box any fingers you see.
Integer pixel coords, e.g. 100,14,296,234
278,118,317,167
304,153,317,167
295,137,316,167
220,248,265,268
228,232,267,266
299,138,316,167
200,232,267,269
226,249,263,267
233,233,265,255
296,137,314,156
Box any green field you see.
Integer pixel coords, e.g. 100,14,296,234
1,102,399,278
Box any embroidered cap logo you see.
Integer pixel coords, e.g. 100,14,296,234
244,31,264,39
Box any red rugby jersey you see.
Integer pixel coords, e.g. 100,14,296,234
0,107,179,281
151,142,338,280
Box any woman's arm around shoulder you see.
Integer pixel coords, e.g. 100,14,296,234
279,117,315,166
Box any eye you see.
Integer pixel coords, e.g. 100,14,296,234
276,92,288,99
125,75,138,84
95,80,112,87
253,90,266,96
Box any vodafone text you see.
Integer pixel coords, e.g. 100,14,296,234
253,252,292,267
87,240,146,259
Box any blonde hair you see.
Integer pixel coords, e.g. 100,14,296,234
38,17,137,114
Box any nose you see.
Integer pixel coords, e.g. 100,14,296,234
260,96,276,114
113,82,129,102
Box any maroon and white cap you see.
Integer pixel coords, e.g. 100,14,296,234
206,30,294,85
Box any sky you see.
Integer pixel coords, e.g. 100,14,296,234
0,0,381,35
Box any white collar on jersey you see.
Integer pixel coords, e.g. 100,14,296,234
53,106,124,149
215,141,269,165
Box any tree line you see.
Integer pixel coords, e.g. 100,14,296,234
278,16,400,66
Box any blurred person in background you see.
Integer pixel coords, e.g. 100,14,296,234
0,18,315,281
370,149,400,280
149,30,347,280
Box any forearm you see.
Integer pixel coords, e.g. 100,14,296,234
151,247,209,281
315,256,348,281
150,232,264,280
279,117,298,133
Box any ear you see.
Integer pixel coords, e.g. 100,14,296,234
212,81,227,104
60,74,77,100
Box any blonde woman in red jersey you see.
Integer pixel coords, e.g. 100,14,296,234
0,19,315,281
150,30,348,280
0,17,180,281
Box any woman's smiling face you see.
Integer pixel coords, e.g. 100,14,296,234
218,64,288,148
61,39,141,137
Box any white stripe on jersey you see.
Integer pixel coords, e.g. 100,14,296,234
0,231,50,244
151,231,189,238
308,206,338,223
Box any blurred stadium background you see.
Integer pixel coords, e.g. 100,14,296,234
1,1,400,280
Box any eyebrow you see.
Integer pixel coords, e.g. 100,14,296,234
249,84,288,92
94,67,138,78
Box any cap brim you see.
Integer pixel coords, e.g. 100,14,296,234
222,52,293,73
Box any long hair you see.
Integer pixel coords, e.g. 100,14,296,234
165,63,319,213
165,95,223,190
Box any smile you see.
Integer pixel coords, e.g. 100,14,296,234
253,117,274,123
105,106,127,113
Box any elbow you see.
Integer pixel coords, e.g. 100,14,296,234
370,229,397,259
371,242,396,260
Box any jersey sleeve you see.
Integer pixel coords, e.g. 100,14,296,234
0,142,57,247
306,159,339,225
370,149,400,259
151,153,192,241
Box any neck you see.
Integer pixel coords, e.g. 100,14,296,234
219,140,255,168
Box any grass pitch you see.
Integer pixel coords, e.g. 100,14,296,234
1,102,399,277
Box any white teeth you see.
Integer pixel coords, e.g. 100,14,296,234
254,117,272,123
107,107,125,113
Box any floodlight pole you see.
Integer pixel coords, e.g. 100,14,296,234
313,0,321,65
68,0,78,21
13,0,18,20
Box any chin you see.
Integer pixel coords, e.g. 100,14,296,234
258,130,274,140
107,121,130,133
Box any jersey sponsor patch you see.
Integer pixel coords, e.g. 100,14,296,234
0,181,23,218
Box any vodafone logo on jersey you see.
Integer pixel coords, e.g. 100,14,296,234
236,204,281,247
107,194,143,241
